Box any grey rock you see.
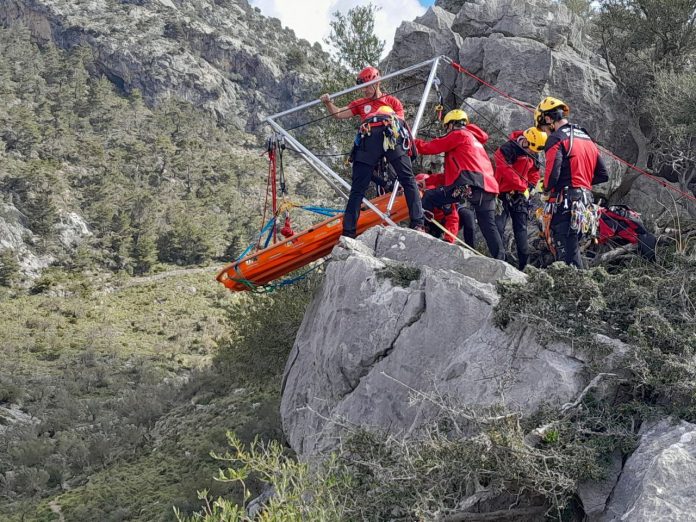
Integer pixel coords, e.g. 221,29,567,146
451,0,585,52
359,226,526,285
600,419,696,522
388,6,463,98
55,210,91,250
2,0,329,130
387,0,639,195
620,175,696,223
280,228,627,457
577,450,623,518
0,202,54,278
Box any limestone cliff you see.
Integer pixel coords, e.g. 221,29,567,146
0,0,330,130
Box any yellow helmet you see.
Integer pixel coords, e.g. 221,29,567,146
523,127,548,152
535,96,569,126
443,109,469,127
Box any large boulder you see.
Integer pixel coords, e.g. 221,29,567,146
599,419,696,522
386,0,637,184
280,227,627,456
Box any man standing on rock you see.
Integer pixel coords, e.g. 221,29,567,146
319,66,424,238
493,127,545,270
536,97,608,267
414,109,504,260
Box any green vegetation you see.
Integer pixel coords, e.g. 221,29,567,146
376,263,422,287
177,251,694,521
496,255,696,420
325,3,385,73
0,24,301,275
594,0,696,204
0,268,320,521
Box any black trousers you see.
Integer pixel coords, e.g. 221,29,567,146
422,180,504,260
551,208,583,268
344,130,424,237
496,193,530,270
457,206,476,247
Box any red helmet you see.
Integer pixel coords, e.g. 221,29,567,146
356,66,380,85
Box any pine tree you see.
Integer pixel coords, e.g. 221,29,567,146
0,250,21,287
131,227,157,275
325,3,385,72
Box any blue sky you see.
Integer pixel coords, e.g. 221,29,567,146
250,1,433,55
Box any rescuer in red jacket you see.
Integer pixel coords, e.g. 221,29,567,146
320,66,424,238
536,97,608,267
493,127,546,270
414,109,504,259
415,173,459,243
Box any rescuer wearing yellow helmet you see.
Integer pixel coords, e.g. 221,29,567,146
414,109,505,260
535,96,609,267
492,127,547,269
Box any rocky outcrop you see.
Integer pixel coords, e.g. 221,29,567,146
280,227,628,456
599,419,696,522
0,201,53,278
0,0,328,130
386,0,634,195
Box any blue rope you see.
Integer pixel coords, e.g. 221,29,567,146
300,205,344,217
264,263,322,291
236,217,276,262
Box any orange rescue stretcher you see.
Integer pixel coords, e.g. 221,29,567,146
216,192,410,292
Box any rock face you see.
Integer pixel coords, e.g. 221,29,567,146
599,419,696,522
0,201,54,278
386,0,634,194
280,227,626,456
0,0,328,130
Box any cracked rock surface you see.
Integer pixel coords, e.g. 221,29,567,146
598,419,696,522
280,227,626,457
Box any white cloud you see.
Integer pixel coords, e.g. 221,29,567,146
249,0,427,56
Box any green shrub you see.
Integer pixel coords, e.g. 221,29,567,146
214,273,322,388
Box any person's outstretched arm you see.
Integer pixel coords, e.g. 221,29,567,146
320,94,353,120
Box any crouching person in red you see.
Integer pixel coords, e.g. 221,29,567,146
414,109,504,259
415,173,459,243
493,127,546,270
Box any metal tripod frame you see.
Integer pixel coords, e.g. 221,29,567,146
264,55,445,228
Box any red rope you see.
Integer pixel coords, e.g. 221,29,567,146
447,59,696,205
260,148,275,243
600,148,696,203
270,147,278,242
448,61,533,112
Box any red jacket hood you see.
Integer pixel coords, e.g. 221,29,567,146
465,124,489,144
508,130,524,142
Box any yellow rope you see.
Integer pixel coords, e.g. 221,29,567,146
424,214,483,256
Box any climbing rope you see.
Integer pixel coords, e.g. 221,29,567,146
423,210,484,256
442,57,696,207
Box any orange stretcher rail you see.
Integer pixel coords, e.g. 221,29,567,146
216,192,410,292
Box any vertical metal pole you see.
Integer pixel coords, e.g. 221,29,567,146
386,56,441,214
266,118,398,227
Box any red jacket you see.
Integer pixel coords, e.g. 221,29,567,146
493,131,540,193
544,124,608,192
418,173,459,243
415,124,499,194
